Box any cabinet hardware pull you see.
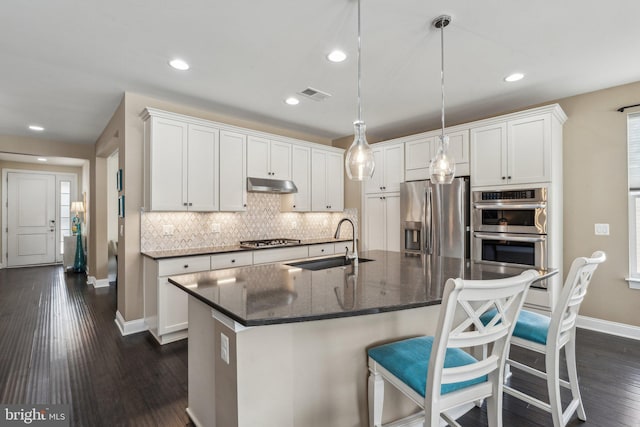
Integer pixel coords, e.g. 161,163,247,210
188,203,193,206
508,176,512,179
321,249,325,252
293,205,296,208
184,265,189,268
231,259,236,263
183,202,188,206
243,204,247,207
501,177,506,180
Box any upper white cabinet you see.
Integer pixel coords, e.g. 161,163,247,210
470,106,565,187
311,148,344,212
247,136,292,180
365,143,404,194
143,111,219,211
281,145,311,212
219,130,247,211
404,129,469,181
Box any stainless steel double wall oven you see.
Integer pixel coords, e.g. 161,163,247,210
472,188,548,276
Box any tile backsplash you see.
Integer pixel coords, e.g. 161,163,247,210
141,193,357,252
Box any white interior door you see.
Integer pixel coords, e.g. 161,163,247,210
7,172,56,266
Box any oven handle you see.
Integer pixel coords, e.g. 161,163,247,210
473,202,546,210
473,232,546,243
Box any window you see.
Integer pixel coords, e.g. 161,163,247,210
60,180,71,254
628,113,640,285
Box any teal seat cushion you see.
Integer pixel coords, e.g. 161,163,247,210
367,336,487,397
480,308,550,345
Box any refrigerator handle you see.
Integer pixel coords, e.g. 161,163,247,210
425,189,433,255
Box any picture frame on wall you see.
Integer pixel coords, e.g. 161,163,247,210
116,169,123,192
118,195,125,218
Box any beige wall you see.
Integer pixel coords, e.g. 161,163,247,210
555,81,640,326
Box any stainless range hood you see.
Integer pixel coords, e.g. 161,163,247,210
247,177,298,194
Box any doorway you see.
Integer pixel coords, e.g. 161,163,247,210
2,169,78,267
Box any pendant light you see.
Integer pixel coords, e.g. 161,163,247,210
430,15,455,184
345,0,375,181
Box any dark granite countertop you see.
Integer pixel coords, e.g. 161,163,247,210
168,250,555,327
141,238,352,260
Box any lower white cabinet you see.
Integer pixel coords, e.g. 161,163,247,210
144,255,211,345
144,244,316,345
364,193,401,252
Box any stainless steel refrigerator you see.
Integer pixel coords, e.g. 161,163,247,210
400,177,470,258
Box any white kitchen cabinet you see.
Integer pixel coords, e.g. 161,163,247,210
308,243,335,257
365,142,404,194
311,148,344,212
281,145,311,212
144,255,212,344
247,136,292,180
364,193,400,252
219,130,247,211
471,114,551,187
142,111,219,211
404,130,469,181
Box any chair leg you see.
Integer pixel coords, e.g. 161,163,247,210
368,369,384,427
565,338,586,421
546,349,563,427
486,375,503,427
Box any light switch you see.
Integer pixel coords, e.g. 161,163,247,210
594,223,610,236
212,223,221,233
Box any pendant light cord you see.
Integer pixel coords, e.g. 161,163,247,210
357,0,363,124
440,19,445,139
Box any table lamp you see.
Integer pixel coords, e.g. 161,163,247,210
71,201,85,273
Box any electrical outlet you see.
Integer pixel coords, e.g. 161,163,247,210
162,224,174,236
291,221,297,229
594,223,610,236
220,333,230,364
212,223,221,233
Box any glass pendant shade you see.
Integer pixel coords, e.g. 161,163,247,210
430,135,455,184
345,120,375,180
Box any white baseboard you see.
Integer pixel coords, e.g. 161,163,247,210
115,310,148,336
88,277,110,288
577,315,640,341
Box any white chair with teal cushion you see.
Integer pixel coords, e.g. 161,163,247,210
367,269,539,427
495,251,605,427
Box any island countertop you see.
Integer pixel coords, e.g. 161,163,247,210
168,250,554,327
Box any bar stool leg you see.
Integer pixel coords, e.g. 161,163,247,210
566,336,586,421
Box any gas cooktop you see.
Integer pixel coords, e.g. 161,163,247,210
239,238,301,249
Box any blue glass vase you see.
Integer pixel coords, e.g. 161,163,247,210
73,218,85,273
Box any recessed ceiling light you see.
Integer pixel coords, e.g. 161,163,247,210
37,158,47,162
28,125,45,131
285,97,300,106
504,73,524,82
169,58,190,71
327,50,347,63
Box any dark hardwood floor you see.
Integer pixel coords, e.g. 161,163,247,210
0,266,190,427
1,265,639,426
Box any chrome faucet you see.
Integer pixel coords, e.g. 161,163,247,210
334,218,358,262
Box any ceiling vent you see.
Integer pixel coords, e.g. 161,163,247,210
298,87,332,102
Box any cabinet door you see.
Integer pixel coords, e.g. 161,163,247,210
383,144,404,193
385,193,401,252
447,130,470,167
219,131,247,211
326,152,344,211
365,195,386,251
470,123,507,187
311,149,328,211
158,278,189,335
247,136,270,179
187,124,219,211
290,145,310,211
364,147,385,194
150,117,188,211
405,137,434,181
507,115,550,184
270,141,292,180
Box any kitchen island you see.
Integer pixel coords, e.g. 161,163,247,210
169,250,553,427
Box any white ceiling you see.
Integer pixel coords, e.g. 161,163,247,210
2,1,640,145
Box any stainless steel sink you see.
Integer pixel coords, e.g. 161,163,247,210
286,256,373,271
